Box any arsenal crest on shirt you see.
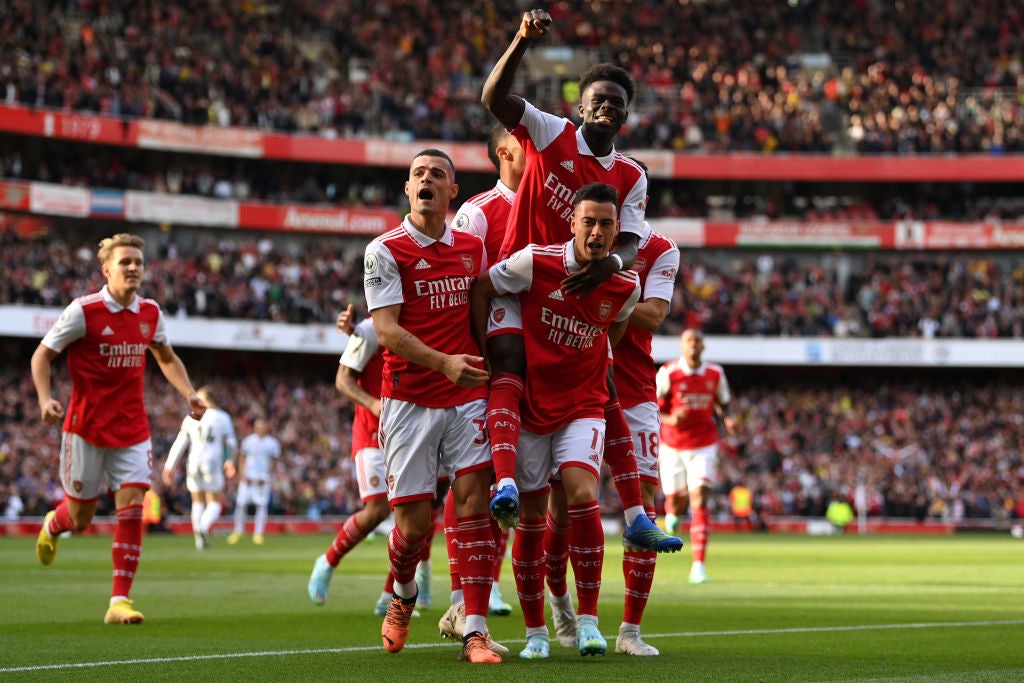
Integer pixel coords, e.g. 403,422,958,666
598,300,612,319
461,254,475,273
139,323,150,337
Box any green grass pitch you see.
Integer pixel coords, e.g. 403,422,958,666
0,531,1021,681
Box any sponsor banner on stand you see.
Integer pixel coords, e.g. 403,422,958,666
29,183,91,217
136,120,263,157
239,203,401,234
0,305,347,354
89,188,125,218
648,217,705,246
124,191,239,227
707,220,890,248
364,139,493,172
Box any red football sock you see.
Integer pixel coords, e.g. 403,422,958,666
443,492,461,591
388,526,428,588
622,508,658,624
487,372,524,482
492,526,510,582
326,514,370,567
455,514,497,619
420,501,442,562
111,503,143,599
691,507,710,563
604,400,643,511
543,510,571,598
567,501,604,618
511,516,547,629
49,498,75,535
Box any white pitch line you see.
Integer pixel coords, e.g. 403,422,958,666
2,620,1022,673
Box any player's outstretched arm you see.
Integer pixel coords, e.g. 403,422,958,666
481,8,551,130
150,341,206,419
30,343,64,425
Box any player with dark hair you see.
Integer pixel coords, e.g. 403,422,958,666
658,329,738,585
364,149,500,664
471,182,640,659
480,6,680,552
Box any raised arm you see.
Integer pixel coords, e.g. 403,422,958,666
481,9,551,130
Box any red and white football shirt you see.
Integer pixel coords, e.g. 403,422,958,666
452,180,515,265
363,217,487,408
40,285,164,448
656,360,731,450
339,317,385,456
613,223,680,409
497,101,647,259
489,240,640,434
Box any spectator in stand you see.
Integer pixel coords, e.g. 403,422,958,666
3,2,1022,153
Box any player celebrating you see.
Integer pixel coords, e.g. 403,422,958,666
162,385,238,551
657,329,738,584
31,232,206,624
471,182,640,659
364,149,499,664
444,123,527,623
479,8,680,556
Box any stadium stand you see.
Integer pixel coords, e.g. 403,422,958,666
1,1,1022,530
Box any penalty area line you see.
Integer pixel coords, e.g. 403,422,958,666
3,619,1022,673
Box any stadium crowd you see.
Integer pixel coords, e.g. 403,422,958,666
3,226,1023,338
2,362,1021,527
1,0,1021,154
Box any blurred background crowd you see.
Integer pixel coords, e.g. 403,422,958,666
3,0,1021,152
1,0,1022,528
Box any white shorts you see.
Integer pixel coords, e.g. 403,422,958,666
236,478,272,507
186,454,225,493
379,397,489,505
623,402,662,484
485,295,523,337
355,446,388,502
59,432,152,501
658,442,718,496
518,418,605,494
